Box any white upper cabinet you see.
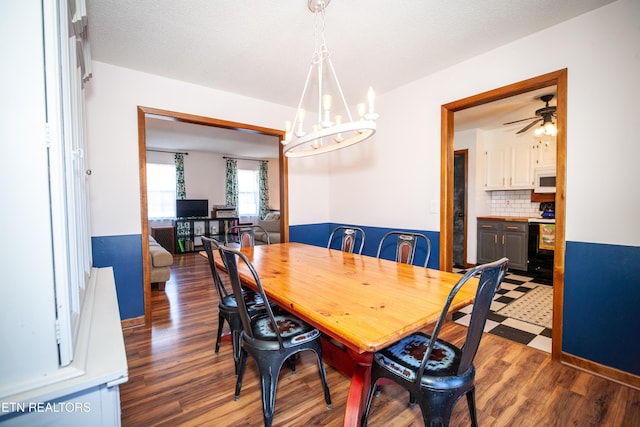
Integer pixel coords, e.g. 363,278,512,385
484,140,533,190
511,143,534,188
532,139,557,168
484,142,508,189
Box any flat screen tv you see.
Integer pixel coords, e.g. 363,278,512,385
176,199,208,218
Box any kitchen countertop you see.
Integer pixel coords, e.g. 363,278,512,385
477,216,555,223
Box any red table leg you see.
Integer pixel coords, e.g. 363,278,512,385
343,349,373,427
319,336,374,427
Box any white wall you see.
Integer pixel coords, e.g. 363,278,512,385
324,0,639,247
85,62,331,236
86,1,639,248
183,152,227,204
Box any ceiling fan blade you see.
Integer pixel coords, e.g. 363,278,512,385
503,116,538,125
516,118,542,134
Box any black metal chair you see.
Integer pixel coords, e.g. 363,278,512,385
218,245,332,427
225,224,271,247
327,226,366,254
361,257,509,427
201,236,272,375
376,231,432,267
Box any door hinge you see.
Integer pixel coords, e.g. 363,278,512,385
44,123,51,148
55,319,62,344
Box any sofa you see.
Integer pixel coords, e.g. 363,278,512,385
255,212,281,244
149,236,173,290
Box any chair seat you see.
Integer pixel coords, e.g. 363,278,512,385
374,332,468,387
248,313,320,346
221,290,269,312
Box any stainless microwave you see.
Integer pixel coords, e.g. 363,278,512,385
534,166,556,193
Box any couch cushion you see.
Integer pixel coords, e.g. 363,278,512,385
258,219,280,233
268,233,281,244
149,237,173,267
150,266,170,283
264,212,280,221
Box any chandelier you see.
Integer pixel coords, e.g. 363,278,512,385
281,0,378,158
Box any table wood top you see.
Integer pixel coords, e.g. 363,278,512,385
212,242,478,354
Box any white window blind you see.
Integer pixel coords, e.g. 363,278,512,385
237,169,259,216
147,163,177,218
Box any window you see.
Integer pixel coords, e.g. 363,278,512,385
147,163,177,218
45,0,93,366
237,169,259,216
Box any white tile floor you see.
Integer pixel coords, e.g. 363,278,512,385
452,270,553,353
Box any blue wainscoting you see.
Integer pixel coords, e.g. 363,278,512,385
564,241,640,375
289,223,440,269
92,234,144,320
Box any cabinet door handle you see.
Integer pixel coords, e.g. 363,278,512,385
494,235,497,244
502,235,505,245
482,225,493,228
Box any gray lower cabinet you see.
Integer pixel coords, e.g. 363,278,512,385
477,219,528,271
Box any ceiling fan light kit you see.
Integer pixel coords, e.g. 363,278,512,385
281,0,378,158
504,94,557,137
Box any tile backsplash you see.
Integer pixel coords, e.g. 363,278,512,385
491,190,540,217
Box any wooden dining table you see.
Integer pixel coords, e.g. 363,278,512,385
211,242,478,427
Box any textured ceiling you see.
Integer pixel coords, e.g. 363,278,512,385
87,0,612,155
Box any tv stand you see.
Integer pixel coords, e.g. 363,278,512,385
172,217,238,253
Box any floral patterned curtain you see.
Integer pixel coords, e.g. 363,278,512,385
258,161,270,219
225,159,238,207
174,153,186,199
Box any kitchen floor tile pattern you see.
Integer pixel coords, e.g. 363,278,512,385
451,269,552,353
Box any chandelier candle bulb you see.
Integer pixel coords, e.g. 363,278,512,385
322,94,333,126
295,109,306,137
364,86,379,121
283,120,292,144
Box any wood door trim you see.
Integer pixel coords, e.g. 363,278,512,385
137,106,288,325
440,69,567,360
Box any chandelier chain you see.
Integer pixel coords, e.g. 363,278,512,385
312,2,328,64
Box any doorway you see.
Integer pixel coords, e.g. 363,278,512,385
137,106,287,325
453,150,468,268
440,69,567,359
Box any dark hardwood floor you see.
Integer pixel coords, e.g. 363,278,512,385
121,252,640,426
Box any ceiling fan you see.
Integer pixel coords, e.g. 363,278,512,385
504,94,557,135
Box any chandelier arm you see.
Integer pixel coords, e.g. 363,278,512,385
289,63,316,136
326,57,354,123
317,52,323,122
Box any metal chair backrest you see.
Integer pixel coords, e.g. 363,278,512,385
226,224,270,247
201,236,232,302
417,257,509,381
327,226,366,255
217,245,284,349
376,231,432,268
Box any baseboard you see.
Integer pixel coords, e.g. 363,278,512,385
121,316,145,329
562,352,640,390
